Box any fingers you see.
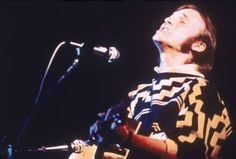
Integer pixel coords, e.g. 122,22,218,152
97,112,106,118
89,120,104,143
89,120,99,137
71,139,86,153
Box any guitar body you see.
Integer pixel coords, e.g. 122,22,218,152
68,144,97,159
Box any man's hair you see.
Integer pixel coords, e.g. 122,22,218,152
177,4,217,74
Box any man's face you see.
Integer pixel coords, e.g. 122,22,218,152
152,9,206,51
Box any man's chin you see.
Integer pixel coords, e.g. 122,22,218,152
152,38,163,52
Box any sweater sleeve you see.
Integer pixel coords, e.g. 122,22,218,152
172,78,232,159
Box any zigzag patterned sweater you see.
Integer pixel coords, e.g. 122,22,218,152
128,72,232,159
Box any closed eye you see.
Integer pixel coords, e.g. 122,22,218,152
180,13,188,24
180,19,186,24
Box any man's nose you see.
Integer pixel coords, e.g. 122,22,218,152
164,17,172,25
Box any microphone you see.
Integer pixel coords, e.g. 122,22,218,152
34,138,96,153
68,41,120,63
93,46,120,63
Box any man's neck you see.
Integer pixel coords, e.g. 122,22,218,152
158,47,193,71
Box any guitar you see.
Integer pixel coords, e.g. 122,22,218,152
68,102,142,159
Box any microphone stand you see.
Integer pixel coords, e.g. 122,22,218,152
0,137,96,157
0,144,70,159
14,42,83,159
46,58,79,97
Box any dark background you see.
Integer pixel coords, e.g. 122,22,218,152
0,1,236,159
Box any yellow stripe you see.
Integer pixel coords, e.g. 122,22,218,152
178,133,197,143
177,79,207,142
176,111,193,128
189,79,206,139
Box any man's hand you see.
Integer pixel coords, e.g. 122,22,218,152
89,119,105,143
89,114,130,145
89,100,130,144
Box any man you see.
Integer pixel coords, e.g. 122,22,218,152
69,4,232,159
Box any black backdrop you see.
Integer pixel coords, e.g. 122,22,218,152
1,1,236,159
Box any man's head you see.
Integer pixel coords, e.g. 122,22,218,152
152,4,216,73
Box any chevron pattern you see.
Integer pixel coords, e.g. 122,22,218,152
128,73,232,158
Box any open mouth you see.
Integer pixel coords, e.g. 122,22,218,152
160,23,169,32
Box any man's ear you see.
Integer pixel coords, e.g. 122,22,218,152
191,41,206,53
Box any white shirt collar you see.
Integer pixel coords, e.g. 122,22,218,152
154,64,205,78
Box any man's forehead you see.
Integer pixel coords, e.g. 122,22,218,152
173,8,202,20
173,8,205,28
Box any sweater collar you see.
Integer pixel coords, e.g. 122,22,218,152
154,64,205,78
